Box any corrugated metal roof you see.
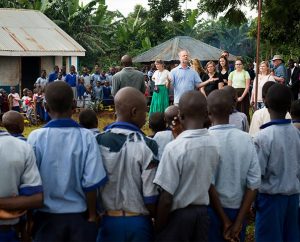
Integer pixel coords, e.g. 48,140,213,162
0,8,85,56
133,36,237,62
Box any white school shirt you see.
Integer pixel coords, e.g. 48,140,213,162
254,120,300,195
0,131,42,225
27,119,107,214
152,69,170,85
96,122,159,214
154,129,219,211
209,124,261,209
153,130,174,160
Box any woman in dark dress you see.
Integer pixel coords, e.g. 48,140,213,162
218,56,230,85
200,61,224,97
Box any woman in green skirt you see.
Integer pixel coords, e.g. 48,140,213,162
149,59,170,114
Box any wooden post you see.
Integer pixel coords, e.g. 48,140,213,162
254,0,262,110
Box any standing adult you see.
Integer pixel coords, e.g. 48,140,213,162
149,59,170,114
271,55,287,85
111,55,145,96
167,50,202,105
250,61,275,109
287,59,300,100
190,58,206,80
218,56,230,85
48,66,59,83
221,50,234,72
228,59,251,120
65,65,78,99
200,61,224,97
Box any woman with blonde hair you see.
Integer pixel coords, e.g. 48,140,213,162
190,58,206,80
250,61,275,109
149,59,170,114
200,61,224,97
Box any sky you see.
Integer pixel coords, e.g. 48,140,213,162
81,0,257,19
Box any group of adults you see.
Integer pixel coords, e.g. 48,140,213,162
115,50,298,122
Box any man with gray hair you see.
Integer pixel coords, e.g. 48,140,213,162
167,50,202,105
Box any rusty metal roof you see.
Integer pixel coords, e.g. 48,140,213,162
0,8,85,56
133,36,237,62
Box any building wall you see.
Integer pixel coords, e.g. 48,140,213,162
0,56,20,87
41,56,55,76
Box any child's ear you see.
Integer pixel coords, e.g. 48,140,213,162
131,107,137,117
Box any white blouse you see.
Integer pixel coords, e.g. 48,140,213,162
152,69,170,85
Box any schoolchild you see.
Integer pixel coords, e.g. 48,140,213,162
153,105,181,159
96,87,159,242
254,84,300,242
290,99,300,130
79,109,100,136
27,81,107,242
149,112,166,138
2,110,26,141
154,91,219,241
207,89,261,242
0,129,43,242
223,86,249,132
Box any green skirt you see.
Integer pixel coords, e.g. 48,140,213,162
149,85,169,114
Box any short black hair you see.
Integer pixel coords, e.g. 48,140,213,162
79,109,98,129
207,89,232,119
291,100,300,119
265,83,292,113
149,112,166,133
262,81,276,99
45,81,73,113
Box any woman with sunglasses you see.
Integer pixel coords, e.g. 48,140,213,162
228,59,251,121
149,59,170,114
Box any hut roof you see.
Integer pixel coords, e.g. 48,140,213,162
133,36,237,62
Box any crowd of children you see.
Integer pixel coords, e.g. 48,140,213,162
0,79,299,242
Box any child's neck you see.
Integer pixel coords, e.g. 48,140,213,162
211,117,229,126
183,120,204,130
269,110,287,120
48,111,73,120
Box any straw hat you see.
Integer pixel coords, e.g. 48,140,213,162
272,55,283,61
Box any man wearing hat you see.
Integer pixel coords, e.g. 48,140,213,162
271,55,287,85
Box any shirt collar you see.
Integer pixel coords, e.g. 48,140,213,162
209,124,236,130
292,120,300,124
177,128,208,139
260,119,292,129
178,64,190,70
104,121,144,135
43,118,81,128
11,133,25,138
0,130,10,136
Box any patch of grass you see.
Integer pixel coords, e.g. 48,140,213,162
22,111,152,137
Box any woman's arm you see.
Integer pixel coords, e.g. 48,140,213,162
238,78,250,102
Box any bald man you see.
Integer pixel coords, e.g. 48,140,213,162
168,50,202,105
96,87,158,241
154,91,219,241
111,55,146,96
2,110,26,141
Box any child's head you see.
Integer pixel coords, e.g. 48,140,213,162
2,110,24,134
222,86,237,111
178,90,207,129
45,81,74,116
262,81,275,101
207,89,232,123
149,112,166,134
265,83,292,115
23,88,29,96
96,81,101,87
291,100,300,120
10,86,16,94
27,90,33,98
114,87,147,128
104,81,110,87
164,105,182,137
79,77,84,85
79,109,98,129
